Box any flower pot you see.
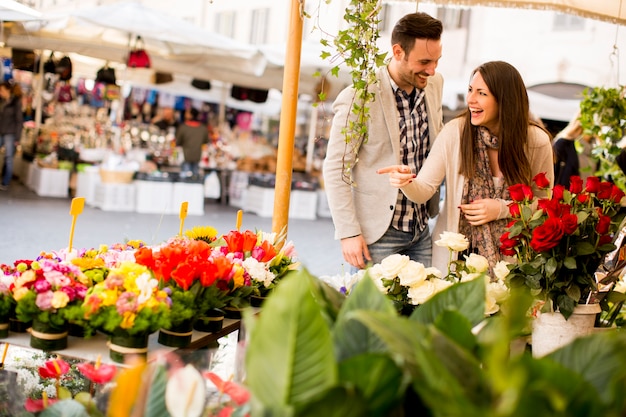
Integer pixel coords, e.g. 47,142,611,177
8,306,30,333
68,321,88,338
29,319,68,351
193,308,224,333
108,328,149,364
531,303,601,357
158,319,194,348
223,306,244,319
250,295,267,308
0,319,8,339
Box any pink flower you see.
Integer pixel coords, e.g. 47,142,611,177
35,291,54,310
77,362,117,384
116,291,138,314
39,357,70,378
33,278,51,293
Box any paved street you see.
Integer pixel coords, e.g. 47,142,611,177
0,179,346,279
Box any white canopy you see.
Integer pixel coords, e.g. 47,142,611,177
0,0,41,22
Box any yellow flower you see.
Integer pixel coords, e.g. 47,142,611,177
16,270,37,287
100,289,119,307
120,311,136,329
184,225,219,243
51,291,70,309
71,257,105,270
13,286,29,301
232,265,245,289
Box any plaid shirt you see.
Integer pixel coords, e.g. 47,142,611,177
390,79,430,233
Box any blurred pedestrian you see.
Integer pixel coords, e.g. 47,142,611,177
553,113,596,187
176,107,208,178
0,81,23,190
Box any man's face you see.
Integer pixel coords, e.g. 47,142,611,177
393,38,442,91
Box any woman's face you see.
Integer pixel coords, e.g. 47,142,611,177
467,71,499,135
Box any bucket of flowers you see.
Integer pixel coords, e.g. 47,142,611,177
223,229,299,308
499,174,626,356
0,263,17,338
82,260,171,363
10,255,90,350
134,234,234,345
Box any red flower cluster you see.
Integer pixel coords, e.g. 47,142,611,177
500,173,626,318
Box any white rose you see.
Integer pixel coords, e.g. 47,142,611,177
367,264,388,293
493,261,511,281
460,271,483,282
380,254,411,278
407,280,436,305
485,293,500,315
432,278,453,293
464,253,489,273
487,281,509,303
434,231,469,252
425,267,443,279
398,261,427,287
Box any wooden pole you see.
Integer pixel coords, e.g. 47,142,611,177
272,0,304,239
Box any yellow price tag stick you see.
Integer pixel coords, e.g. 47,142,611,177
179,202,189,236
236,209,243,231
68,197,85,252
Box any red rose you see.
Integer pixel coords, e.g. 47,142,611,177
585,176,600,194
509,202,521,217
561,213,578,235
509,184,528,202
599,235,613,246
530,218,564,252
611,185,625,203
577,194,589,204
596,214,611,235
552,184,565,200
533,172,550,189
569,176,583,194
597,182,613,199
538,198,567,218
499,231,519,256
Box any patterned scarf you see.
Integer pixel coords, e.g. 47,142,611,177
458,127,509,270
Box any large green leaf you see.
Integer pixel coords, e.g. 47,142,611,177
39,400,89,417
412,278,486,327
548,331,626,407
338,353,406,416
246,270,337,410
297,386,369,417
333,275,396,361
146,364,171,417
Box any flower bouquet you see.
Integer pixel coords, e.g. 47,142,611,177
364,232,509,316
500,174,626,319
0,263,17,337
222,229,299,306
134,235,233,343
82,260,171,362
11,256,89,350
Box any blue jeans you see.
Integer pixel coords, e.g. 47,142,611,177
368,225,432,267
0,134,15,186
181,161,200,177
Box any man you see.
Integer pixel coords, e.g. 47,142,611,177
323,12,444,270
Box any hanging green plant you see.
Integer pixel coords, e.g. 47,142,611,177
314,0,387,184
578,85,626,189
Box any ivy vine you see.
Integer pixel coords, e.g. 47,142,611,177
312,0,387,185
578,85,626,189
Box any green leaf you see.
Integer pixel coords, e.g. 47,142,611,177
338,354,406,416
576,241,596,256
39,400,89,417
297,386,368,417
246,270,337,409
412,278,486,327
333,274,395,361
564,256,577,269
146,365,172,417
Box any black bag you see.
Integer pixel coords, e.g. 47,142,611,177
43,53,56,74
96,66,116,85
191,78,211,90
154,72,173,84
56,55,72,81
231,85,269,103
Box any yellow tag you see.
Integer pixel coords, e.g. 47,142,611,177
179,202,189,236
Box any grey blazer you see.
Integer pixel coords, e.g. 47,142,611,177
323,66,444,244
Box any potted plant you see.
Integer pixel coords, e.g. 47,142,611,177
82,260,171,363
578,85,626,188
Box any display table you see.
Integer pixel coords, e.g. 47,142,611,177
28,163,70,198
2,316,244,366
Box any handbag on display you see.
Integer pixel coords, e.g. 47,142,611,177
154,72,173,84
43,52,56,74
57,84,73,103
191,78,211,90
127,36,151,68
231,85,269,103
96,65,116,85
104,84,121,101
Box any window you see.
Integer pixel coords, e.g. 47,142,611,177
215,11,235,38
250,8,269,45
437,7,468,30
553,13,585,31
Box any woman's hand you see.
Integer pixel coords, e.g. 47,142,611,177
376,165,415,188
459,198,501,226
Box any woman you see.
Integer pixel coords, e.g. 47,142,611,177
378,61,554,272
0,82,23,190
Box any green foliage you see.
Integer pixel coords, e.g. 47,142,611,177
86,303,170,336
578,85,626,189
245,268,626,416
